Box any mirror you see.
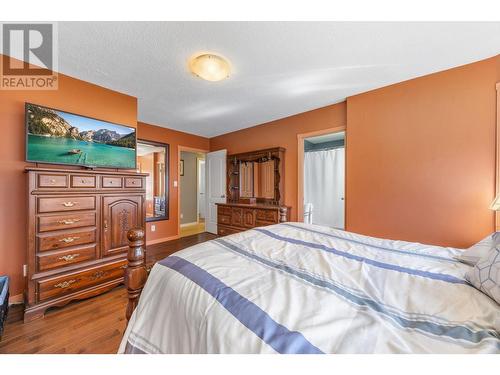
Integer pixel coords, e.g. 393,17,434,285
137,140,169,221
239,160,275,199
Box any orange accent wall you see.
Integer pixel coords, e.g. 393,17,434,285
0,56,138,297
346,56,500,248
137,122,210,243
210,103,347,221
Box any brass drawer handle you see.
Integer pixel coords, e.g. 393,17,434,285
50,179,56,184
59,236,80,243
90,270,109,280
54,279,76,289
120,264,127,269
58,254,79,261
58,219,80,225
62,201,78,207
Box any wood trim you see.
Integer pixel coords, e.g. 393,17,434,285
177,146,209,238
8,293,24,305
296,125,346,222
495,82,500,231
146,234,180,246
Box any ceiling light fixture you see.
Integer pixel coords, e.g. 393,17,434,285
188,53,231,82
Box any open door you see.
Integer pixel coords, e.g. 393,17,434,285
197,158,206,221
205,149,227,234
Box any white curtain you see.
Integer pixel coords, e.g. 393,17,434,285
304,148,345,229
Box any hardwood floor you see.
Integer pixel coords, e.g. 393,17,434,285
180,219,206,238
0,232,217,354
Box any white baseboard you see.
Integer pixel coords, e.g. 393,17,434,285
180,221,199,228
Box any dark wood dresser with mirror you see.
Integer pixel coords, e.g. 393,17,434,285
25,167,147,322
216,147,291,236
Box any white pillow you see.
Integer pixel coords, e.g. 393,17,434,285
458,232,500,265
465,247,500,304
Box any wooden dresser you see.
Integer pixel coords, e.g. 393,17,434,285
216,203,290,236
25,167,147,322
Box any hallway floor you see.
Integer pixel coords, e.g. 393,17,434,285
180,218,206,237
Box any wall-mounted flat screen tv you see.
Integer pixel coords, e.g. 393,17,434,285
26,103,137,169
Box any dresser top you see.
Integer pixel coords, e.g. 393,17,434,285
25,166,148,177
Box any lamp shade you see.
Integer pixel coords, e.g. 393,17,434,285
490,195,500,210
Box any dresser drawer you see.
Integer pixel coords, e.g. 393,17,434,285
37,244,97,272
124,177,142,188
38,174,68,188
102,177,122,188
218,214,231,225
37,259,126,302
217,225,240,237
70,175,96,188
256,209,278,223
38,196,96,213
37,227,96,251
38,212,96,232
218,205,232,216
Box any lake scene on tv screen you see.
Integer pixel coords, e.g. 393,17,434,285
26,103,136,168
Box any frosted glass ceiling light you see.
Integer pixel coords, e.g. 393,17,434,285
188,53,231,82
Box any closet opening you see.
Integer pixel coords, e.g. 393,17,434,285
299,129,345,229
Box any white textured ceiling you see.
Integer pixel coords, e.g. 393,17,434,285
55,22,500,137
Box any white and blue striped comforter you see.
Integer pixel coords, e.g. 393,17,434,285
119,223,500,354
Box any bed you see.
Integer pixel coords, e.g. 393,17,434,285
119,223,500,354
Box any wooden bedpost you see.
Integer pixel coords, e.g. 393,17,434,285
279,207,288,223
125,227,147,321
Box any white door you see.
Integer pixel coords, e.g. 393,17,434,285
197,159,206,219
205,149,226,234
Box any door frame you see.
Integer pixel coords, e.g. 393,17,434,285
297,125,346,223
178,146,209,237
196,157,206,223
495,82,500,231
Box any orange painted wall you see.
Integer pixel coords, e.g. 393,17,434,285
210,102,347,221
137,122,210,243
0,55,137,297
346,56,500,248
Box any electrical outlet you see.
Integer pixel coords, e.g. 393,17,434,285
173,180,178,187
23,264,28,277
180,213,184,219
151,224,156,232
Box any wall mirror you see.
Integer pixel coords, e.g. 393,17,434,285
137,140,169,221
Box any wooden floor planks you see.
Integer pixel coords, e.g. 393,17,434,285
0,232,217,354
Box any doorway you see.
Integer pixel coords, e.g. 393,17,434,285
179,149,207,237
298,127,346,229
